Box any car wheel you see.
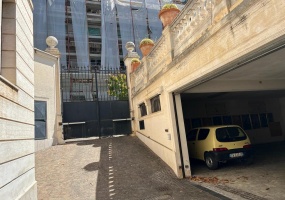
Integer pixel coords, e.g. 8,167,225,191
205,153,219,170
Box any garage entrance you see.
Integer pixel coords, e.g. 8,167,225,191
174,43,285,199
181,90,285,145
179,45,285,145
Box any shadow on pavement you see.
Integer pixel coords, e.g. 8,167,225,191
83,162,99,171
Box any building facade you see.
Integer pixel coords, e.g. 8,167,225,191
33,0,187,69
126,0,285,178
0,0,37,198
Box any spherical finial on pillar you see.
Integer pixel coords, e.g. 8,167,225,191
46,36,58,49
45,36,60,57
125,41,135,53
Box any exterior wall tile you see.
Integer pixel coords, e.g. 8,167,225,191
0,140,34,163
0,120,34,140
0,168,36,200
17,0,33,28
2,34,16,51
16,6,33,46
2,3,16,19
16,52,34,84
0,92,34,128
16,70,34,97
2,18,16,34
1,68,16,84
16,28,34,62
0,0,36,198
0,154,34,188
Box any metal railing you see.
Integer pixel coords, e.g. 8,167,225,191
61,67,128,102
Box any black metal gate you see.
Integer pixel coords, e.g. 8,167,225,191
61,67,131,139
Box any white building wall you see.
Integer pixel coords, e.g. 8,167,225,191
0,0,37,199
34,49,60,151
129,72,186,177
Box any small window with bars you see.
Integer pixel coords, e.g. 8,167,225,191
139,103,147,117
150,95,161,113
139,120,145,130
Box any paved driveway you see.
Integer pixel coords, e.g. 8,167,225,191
189,141,285,200
36,136,226,200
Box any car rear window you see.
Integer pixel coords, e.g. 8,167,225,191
216,127,247,142
198,129,210,140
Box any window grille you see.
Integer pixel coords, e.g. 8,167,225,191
150,95,161,113
139,103,147,117
139,120,145,130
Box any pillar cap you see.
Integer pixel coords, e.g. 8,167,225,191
46,36,58,49
125,41,135,53
45,36,60,57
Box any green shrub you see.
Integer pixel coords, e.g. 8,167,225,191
162,4,178,10
139,38,154,47
108,74,128,100
131,58,141,64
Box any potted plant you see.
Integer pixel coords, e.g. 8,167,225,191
139,38,155,57
158,4,180,28
131,58,141,72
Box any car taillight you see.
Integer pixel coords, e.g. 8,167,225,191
213,148,228,152
243,144,251,148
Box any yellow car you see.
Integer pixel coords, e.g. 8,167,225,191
187,125,253,169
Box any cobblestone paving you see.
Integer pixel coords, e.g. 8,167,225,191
35,140,100,200
36,136,226,200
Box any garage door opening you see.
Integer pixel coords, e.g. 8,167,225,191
172,45,285,198
179,91,285,199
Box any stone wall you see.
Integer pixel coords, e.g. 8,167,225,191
34,49,64,152
0,0,37,199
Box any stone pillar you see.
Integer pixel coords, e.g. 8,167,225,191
45,36,65,145
1,2,17,84
124,42,140,135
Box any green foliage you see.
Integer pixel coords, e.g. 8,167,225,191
131,58,141,64
108,74,128,100
139,38,154,47
162,3,178,10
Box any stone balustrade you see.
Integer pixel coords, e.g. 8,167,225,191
147,34,171,80
130,0,244,96
131,61,145,94
172,0,214,57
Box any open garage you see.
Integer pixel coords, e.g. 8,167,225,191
179,45,285,199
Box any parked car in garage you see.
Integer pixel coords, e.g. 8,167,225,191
187,125,253,169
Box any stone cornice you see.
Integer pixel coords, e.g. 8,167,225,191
34,48,59,61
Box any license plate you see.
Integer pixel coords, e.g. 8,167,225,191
229,152,244,158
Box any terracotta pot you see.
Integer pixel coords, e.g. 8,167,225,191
131,62,141,72
140,43,154,57
158,8,180,28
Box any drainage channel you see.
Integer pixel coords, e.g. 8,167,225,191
216,185,268,200
192,182,268,200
